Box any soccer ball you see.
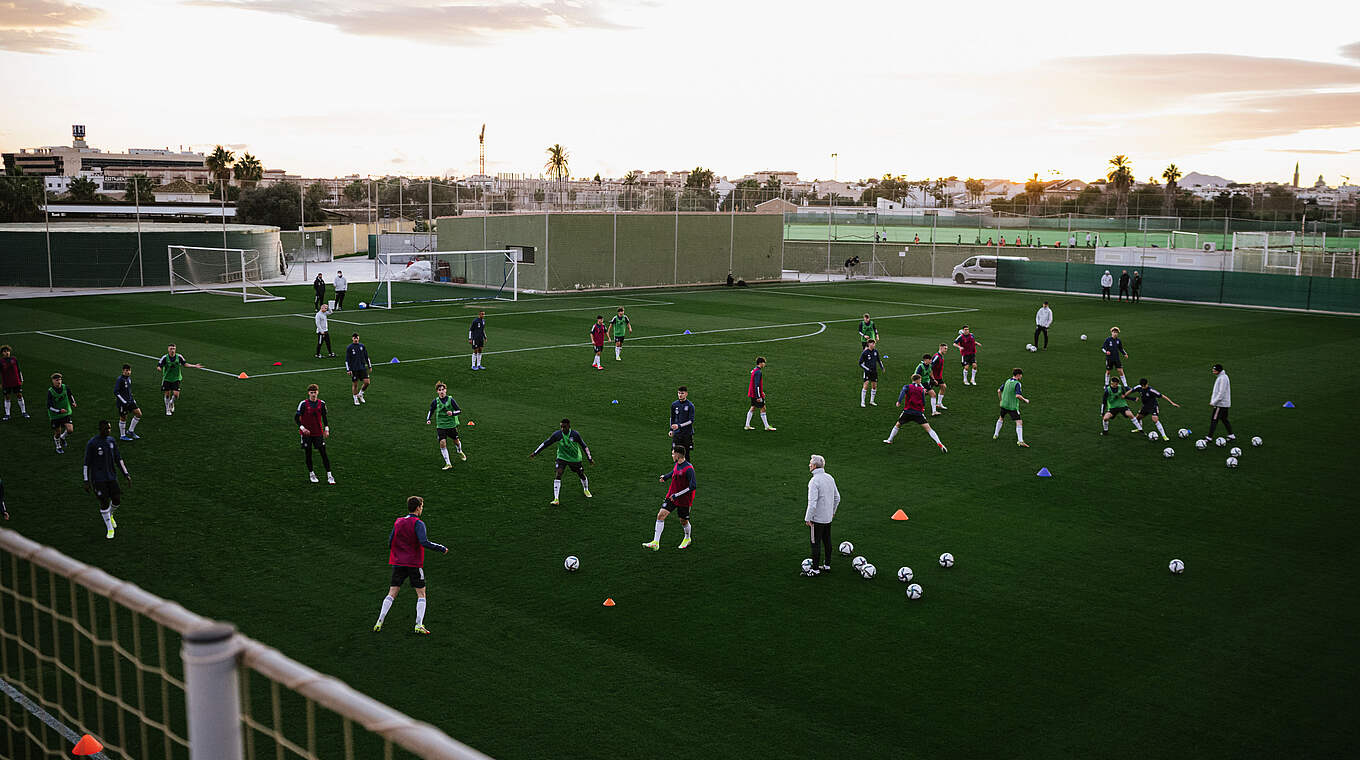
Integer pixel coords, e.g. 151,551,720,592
896,566,913,583
1025,344,1036,352
1251,436,1263,447
1147,431,1159,442
1229,446,1242,457
852,555,868,570
1177,428,1190,438
563,555,580,572
358,302,367,309
1194,439,1208,450
1214,437,1227,448
860,563,877,579
1168,559,1185,574
1226,456,1238,468
938,552,954,568
1162,447,1174,458
838,541,854,555
800,558,815,574
1080,334,1088,341
905,583,923,600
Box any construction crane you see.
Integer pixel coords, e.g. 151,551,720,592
478,124,486,176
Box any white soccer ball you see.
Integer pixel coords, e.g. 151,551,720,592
1194,439,1208,450
358,302,367,309
896,566,914,583
1168,559,1185,574
1226,456,1239,468
905,583,923,600
1229,446,1242,457
838,541,854,555
938,552,954,568
1162,447,1175,458
563,555,580,572
860,563,877,579
1214,437,1227,448
1025,344,1036,352
1251,436,1263,447
1147,431,1160,442
1177,428,1190,438
801,558,815,574
852,555,867,570
1080,334,1088,341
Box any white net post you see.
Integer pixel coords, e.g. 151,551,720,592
183,624,243,760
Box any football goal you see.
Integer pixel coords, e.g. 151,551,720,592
1170,231,1200,249
369,250,518,309
1138,216,1180,231
168,246,283,302
1341,229,1360,238
1232,231,1299,274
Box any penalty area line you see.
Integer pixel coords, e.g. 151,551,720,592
35,332,241,378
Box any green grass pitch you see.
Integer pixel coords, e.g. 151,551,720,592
1,281,1357,758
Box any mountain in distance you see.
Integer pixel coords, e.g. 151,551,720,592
1180,171,1233,187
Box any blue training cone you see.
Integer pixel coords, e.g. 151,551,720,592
683,330,692,334
611,400,619,404
390,357,400,364
1283,401,1295,408
1036,467,1052,477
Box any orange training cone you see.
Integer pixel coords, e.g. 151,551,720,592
891,509,909,521
602,598,616,607
237,372,249,379
72,734,103,755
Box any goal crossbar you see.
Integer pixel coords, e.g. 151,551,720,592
369,250,518,309
168,245,284,302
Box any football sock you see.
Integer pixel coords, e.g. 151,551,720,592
353,394,359,403
860,389,866,405
745,410,754,427
553,480,562,499
59,430,68,443
614,346,621,359
377,595,394,623
1015,423,1025,443
1102,419,1109,431
100,509,113,530
1132,418,1144,431
440,447,451,465
870,389,877,403
119,420,127,437
970,369,977,383
164,397,172,413
993,419,1004,437
16,399,23,413
760,412,770,427
2,400,8,415
1155,421,1167,437
935,392,942,405
471,355,477,368
1104,372,1110,385
930,397,937,413
415,598,427,626
927,429,942,445
580,476,589,492
128,417,138,433
886,426,899,442
963,369,968,382
683,522,691,538
653,520,665,541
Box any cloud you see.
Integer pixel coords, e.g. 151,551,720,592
1342,42,1360,63
0,0,102,53
187,0,629,45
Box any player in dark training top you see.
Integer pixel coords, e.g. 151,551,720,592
744,357,776,430
530,419,594,505
1,344,28,420
929,343,949,411
373,495,448,635
953,325,982,385
643,446,698,550
1127,377,1180,441
295,383,334,484
468,310,486,370
1101,327,1129,386
425,381,466,470
114,364,142,440
994,368,1031,447
589,316,608,370
883,374,947,452
83,420,131,539
669,386,695,460
156,344,203,416
47,372,76,454
346,333,372,405
860,340,884,407
609,307,633,361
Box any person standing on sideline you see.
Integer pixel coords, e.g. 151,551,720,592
312,272,326,310
669,386,695,460
1034,301,1053,350
952,325,981,385
1085,232,1093,247
1118,269,1131,302
609,307,633,361
83,420,130,539
156,344,203,416
860,340,884,408
373,496,447,635
1102,327,1129,386
114,364,142,440
745,357,776,430
804,454,840,574
426,381,466,470
1100,270,1114,301
295,383,334,484
1,344,28,420
346,333,371,404
315,304,335,359
1132,270,1143,303
529,418,594,505
333,270,348,310
47,372,76,453
468,310,486,370
643,446,697,551
589,315,608,370
994,368,1030,447
1202,363,1234,444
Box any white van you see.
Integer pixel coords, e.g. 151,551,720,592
951,255,1029,285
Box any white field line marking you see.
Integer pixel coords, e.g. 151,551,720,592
1,311,322,337
239,309,968,379
328,300,675,328
35,331,241,378
629,323,826,348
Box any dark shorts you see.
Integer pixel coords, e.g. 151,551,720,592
555,458,584,475
389,565,427,589
436,427,459,441
961,353,976,366
862,370,878,383
118,402,139,416
92,479,121,508
897,409,928,426
661,498,691,520
672,433,693,451
930,376,944,389
614,336,625,344
593,344,604,354
1139,403,1159,417
300,435,326,450
998,407,1021,420
1106,356,1123,369
161,380,181,392
748,396,764,409
51,415,72,429
470,339,484,349
350,368,368,381
1106,405,1131,417
2,385,20,395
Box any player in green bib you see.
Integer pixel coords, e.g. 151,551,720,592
46,372,76,453
425,382,466,469
993,368,1030,447
858,314,879,348
155,343,203,416
530,418,594,505
1099,377,1142,436
609,307,633,361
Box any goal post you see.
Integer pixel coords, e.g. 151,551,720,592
1341,229,1360,238
1232,231,1300,274
1138,216,1180,231
168,246,284,302
1170,231,1200,249
370,250,518,309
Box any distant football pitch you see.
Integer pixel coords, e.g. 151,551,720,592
0,281,1356,758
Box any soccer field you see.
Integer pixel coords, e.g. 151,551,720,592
1,282,1357,758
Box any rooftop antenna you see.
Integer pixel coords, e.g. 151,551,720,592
479,124,486,176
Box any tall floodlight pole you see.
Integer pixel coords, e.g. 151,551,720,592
134,179,144,286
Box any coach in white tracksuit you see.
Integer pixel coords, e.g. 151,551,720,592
804,455,841,574
1100,270,1114,302
315,304,334,358
1203,363,1234,443
1034,301,1053,350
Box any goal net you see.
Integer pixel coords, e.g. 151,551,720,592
168,246,284,302
1232,231,1299,274
1341,229,1360,238
1170,231,1200,249
1138,216,1180,231
370,250,518,308
375,231,438,255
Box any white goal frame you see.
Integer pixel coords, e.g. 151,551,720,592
369,250,518,309
1341,229,1360,238
167,245,284,302
1138,216,1180,231
1232,231,1300,275
1170,231,1199,249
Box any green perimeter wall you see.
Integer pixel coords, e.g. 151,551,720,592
782,241,1090,278
997,260,1360,314
436,213,781,292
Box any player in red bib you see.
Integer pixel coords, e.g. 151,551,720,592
294,383,334,484
744,357,776,431
883,374,947,452
1,345,28,420
643,446,697,550
930,343,949,411
952,325,982,385
589,315,608,370
373,496,448,635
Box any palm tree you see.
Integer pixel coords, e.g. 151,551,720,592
1024,173,1046,212
234,153,264,189
1107,154,1134,217
544,144,570,209
621,170,639,210
206,145,235,200
1161,163,1182,216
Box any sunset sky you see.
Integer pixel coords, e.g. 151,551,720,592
2,0,1358,184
